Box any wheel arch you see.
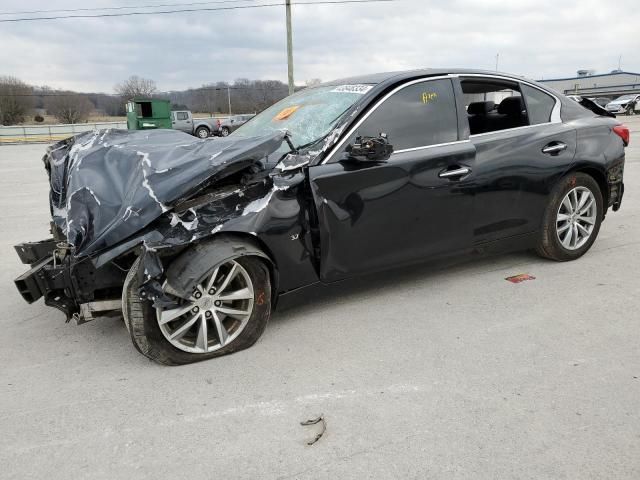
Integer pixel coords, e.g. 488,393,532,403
195,125,211,135
164,233,280,308
567,164,609,208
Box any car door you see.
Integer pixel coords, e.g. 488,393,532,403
460,77,577,245
172,111,192,133
308,77,477,282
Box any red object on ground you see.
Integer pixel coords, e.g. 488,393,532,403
505,274,536,283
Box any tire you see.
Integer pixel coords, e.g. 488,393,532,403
195,126,210,139
123,254,271,365
221,127,230,137
536,172,603,261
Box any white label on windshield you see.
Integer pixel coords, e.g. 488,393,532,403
331,84,373,94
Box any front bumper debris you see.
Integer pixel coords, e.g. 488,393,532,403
14,239,76,318
14,238,128,323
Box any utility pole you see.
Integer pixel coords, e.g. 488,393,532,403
285,0,294,95
227,85,231,115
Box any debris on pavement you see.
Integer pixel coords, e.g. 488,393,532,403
505,273,536,284
300,414,326,445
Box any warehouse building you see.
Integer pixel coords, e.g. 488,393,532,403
538,70,640,99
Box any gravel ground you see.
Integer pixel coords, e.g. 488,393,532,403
1,117,639,479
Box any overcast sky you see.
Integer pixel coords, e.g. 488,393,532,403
1,0,638,93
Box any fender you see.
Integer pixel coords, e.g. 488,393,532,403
164,234,278,302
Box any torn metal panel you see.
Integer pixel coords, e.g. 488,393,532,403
45,129,288,257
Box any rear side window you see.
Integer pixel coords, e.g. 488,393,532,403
350,78,458,151
521,84,555,124
176,112,188,121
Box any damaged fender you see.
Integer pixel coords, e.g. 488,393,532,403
163,234,278,301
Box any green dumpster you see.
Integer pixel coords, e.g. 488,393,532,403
126,98,172,130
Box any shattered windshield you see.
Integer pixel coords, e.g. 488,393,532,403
615,94,636,101
231,84,372,151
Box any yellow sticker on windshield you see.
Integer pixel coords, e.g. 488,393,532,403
274,105,300,121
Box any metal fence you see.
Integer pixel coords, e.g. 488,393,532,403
0,121,127,145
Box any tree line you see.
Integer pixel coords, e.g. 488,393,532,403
0,75,299,126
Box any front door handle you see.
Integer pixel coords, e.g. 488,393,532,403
439,166,471,179
542,142,567,155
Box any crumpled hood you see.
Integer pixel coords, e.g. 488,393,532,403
45,128,287,257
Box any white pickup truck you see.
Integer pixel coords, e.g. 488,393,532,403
171,111,220,138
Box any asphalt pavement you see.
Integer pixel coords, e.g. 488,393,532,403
1,117,639,479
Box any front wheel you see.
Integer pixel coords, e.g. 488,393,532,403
123,255,271,365
536,172,603,261
221,126,230,137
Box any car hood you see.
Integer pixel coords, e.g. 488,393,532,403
45,129,288,257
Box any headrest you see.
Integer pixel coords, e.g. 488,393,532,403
498,96,525,115
467,101,495,115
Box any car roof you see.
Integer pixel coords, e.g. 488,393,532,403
321,68,528,87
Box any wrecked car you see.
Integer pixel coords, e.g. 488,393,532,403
14,69,628,365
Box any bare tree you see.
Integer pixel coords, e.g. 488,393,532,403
45,93,94,124
114,75,158,100
0,76,34,125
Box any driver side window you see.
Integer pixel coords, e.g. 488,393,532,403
341,78,458,155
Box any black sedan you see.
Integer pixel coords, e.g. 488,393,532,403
14,69,628,365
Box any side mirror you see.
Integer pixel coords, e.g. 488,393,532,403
345,134,393,162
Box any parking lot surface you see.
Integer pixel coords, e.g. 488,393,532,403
1,118,639,479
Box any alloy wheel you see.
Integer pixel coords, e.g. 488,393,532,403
556,186,597,250
156,260,254,354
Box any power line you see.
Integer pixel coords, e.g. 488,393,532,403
2,85,292,97
0,0,395,23
0,0,263,17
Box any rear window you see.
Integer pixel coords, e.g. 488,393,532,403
521,84,555,124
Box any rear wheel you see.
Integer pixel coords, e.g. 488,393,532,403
195,126,210,138
123,254,271,365
536,172,603,261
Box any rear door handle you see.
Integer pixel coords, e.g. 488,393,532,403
439,166,471,179
542,142,567,155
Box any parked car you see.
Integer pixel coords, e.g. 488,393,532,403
216,114,255,136
14,69,628,365
171,110,221,138
605,94,640,115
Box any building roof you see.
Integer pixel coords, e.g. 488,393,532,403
539,71,640,82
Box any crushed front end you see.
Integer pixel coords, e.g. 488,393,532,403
13,128,305,324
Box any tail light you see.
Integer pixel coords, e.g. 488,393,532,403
613,124,630,146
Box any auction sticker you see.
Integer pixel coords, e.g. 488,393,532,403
331,84,373,94
274,105,300,121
